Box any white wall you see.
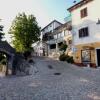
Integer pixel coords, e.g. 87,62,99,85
42,21,62,35
54,22,61,29
71,0,100,45
33,41,43,56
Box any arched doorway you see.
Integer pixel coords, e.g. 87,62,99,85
0,52,6,75
0,41,15,75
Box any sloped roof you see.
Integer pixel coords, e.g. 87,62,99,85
41,20,63,31
67,0,93,12
0,41,15,54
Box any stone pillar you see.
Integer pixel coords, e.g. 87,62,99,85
10,54,14,75
56,43,58,53
5,56,9,75
47,44,50,56
6,54,14,75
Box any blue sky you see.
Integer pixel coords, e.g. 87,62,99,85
41,0,77,23
38,0,81,27
0,0,80,41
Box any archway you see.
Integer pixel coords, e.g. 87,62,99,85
0,52,6,74
0,41,15,75
0,51,14,75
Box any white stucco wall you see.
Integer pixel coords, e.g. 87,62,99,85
41,21,62,35
54,22,61,29
33,41,43,56
71,0,100,45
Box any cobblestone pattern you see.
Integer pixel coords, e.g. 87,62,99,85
0,57,100,100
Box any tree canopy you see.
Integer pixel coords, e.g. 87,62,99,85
0,25,4,41
9,13,40,52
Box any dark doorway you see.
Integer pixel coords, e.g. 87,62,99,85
97,49,100,66
50,44,56,49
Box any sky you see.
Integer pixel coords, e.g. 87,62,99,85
0,0,80,41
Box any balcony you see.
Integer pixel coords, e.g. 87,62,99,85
42,31,53,41
47,39,56,44
47,37,64,44
42,34,48,41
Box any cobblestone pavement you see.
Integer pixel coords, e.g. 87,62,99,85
0,56,100,100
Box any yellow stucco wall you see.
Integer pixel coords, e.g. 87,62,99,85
74,42,100,64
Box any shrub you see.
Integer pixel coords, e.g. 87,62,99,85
65,56,74,64
59,44,68,53
59,54,67,61
59,54,74,64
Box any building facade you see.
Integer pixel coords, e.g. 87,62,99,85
42,20,72,59
68,0,100,67
32,41,44,56
41,20,63,57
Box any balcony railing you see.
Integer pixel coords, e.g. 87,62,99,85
47,37,64,44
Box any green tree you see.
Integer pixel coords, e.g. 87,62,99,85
9,13,40,52
0,23,5,63
0,25,4,41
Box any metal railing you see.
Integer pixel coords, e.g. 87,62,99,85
47,37,64,44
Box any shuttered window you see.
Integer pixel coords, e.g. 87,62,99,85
81,8,88,18
79,27,89,38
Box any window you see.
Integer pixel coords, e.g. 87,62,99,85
80,8,87,18
79,27,89,38
81,50,91,62
50,44,56,49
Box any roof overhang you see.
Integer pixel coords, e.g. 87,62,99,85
41,20,63,31
67,0,93,12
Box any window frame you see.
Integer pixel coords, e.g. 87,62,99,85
81,50,91,63
80,7,88,18
79,27,89,38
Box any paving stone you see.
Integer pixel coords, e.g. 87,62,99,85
0,57,100,100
